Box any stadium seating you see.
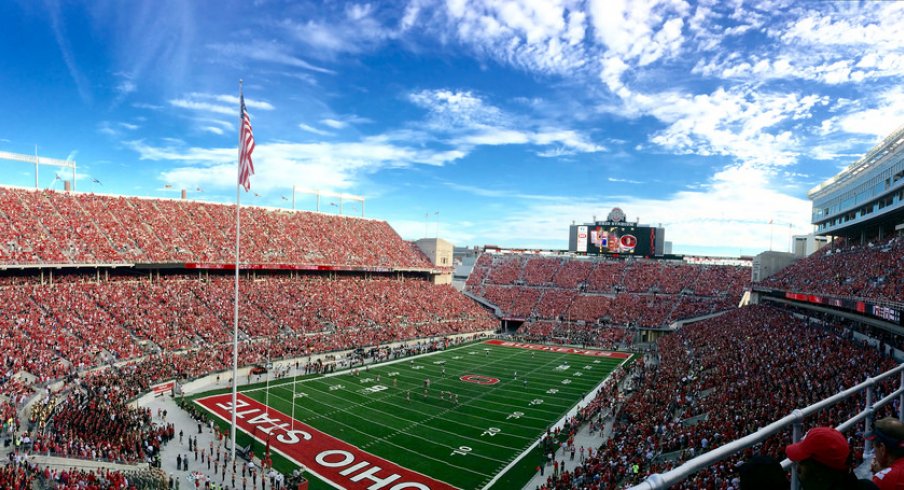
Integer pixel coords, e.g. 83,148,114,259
0,274,495,394
0,187,434,269
762,235,904,304
2,272,495,468
467,253,749,327
536,305,897,489
517,320,630,349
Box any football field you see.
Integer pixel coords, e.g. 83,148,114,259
193,340,632,490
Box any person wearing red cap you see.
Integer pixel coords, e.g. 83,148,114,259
868,417,904,489
786,427,878,489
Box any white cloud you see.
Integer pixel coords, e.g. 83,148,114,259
169,93,274,116
408,88,604,154
321,118,346,129
281,4,396,57
116,78,137,96
479,161,812,254
602,82,829,166
444,182,562,201
98,121,138,137
415,0,594,74
169,99,233,116
833,87,904,138
589,0,689,66
299,123,333,136
208,42,335,74
687,2,904,86
126,136,467,193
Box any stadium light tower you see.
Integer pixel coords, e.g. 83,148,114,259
0,148,77,190
291,186,365,217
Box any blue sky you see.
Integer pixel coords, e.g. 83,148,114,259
1,0,902,256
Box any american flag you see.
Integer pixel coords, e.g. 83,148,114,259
238,93,256,191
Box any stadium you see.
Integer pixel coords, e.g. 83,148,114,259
0,122,899,490
3,2,904,490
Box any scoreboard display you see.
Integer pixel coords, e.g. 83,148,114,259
571,223,659,256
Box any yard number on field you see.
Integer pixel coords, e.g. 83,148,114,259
506,411,524,420
482,427,501,437
450,446,472,457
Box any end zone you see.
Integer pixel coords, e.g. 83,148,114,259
195,393,458,490
483,339,631,359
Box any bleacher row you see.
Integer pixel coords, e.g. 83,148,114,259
762,235,904,304
535,305,898,490
466,254,749,326
0,274,496,396
0,187,432,268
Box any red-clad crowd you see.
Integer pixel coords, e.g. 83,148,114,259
0,270,495,468
536,305,898,490
0,273,496,393
516,321,631,350
28,376,173,463
0,187,433,268
763,235,904,304
0,462,34,488
467,253,748,327
0,458,167,489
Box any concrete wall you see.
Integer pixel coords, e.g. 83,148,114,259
751,251,798,282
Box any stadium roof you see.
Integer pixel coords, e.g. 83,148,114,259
808,124,904,199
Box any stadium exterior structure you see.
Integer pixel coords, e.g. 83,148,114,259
809,124,904,241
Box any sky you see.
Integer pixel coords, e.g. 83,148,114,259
1,0,902,257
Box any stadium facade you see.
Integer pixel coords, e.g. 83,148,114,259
810,125,904,241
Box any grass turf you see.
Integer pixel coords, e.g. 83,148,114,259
191,340,630,489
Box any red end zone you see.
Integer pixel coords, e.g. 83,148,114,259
484,339,631,359
195,393,457,490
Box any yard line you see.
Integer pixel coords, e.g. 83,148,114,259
353,352,570,451
265,348,541,444
271,380,536,449
261,381,511,470
234,341,626,488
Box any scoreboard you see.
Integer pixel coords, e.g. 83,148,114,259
569,223,663,256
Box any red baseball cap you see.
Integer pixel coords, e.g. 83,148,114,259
785,427,849,471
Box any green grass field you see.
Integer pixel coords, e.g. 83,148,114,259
192,340,631,490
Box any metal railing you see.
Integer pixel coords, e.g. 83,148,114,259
628,362,904,490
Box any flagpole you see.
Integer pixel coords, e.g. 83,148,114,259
291,366,297,430
265,354,271,417
230,79,243,463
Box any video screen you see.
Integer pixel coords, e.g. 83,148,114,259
586,225,653,255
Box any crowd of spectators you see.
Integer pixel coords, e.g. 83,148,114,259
467,253,748,327
0,461,34,488
0,187,434,269
0,454,167,489
0,270,495,471
516,321,631,350
28,375,173,463
0,273,496,393
762,235,904,304
536,304,898,489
